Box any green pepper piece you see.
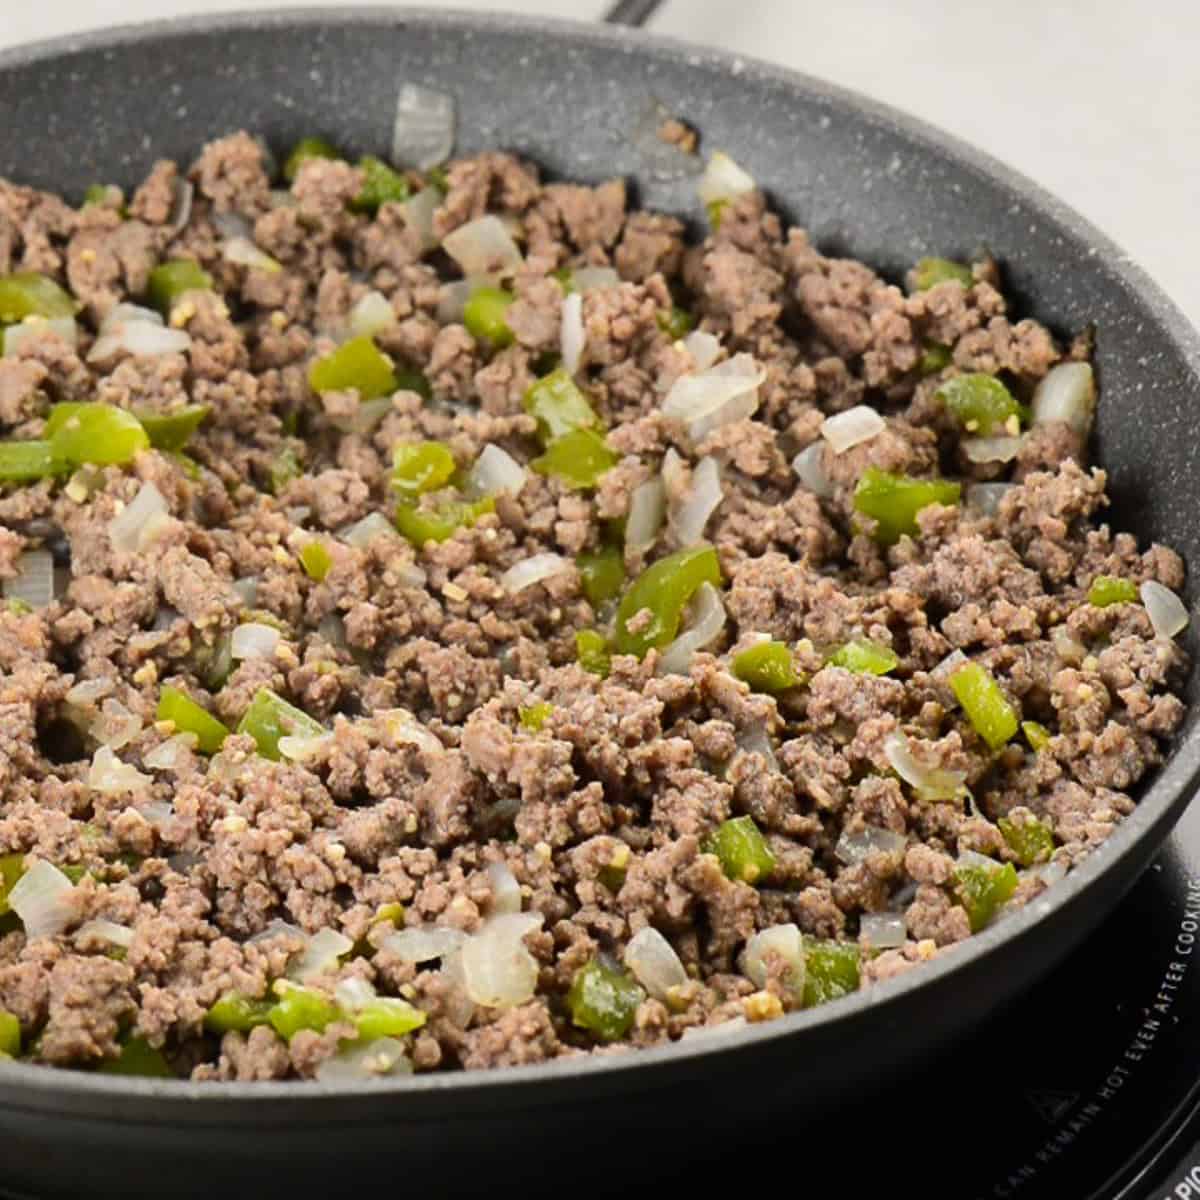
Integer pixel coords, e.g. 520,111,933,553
156,685,230,755
134,405,210,453
998,814,1056,867
518,702,553,732
802,938,861,1008
146,260,213,315
954,860,1019,932
937,373,1020,436
919,343,952,376
522,368,601,445
614,544,721,658
391,441,456,496
99,1037,173,1078
0,440,64,482
394,495,494,546
6,598,32,615
59,865,88,885
567,960,644,1042
731,641,799,694
267,983,341,1041
531,428,618,490
309,336,397,401
47,403,149,467
393,369,433,402
1021,720,1052,753
853,467,961,546
1088,575,1139,607
0,1009,19,1058
351,156,411,214
0,854,21,917
373,902,406,929
949,662,1018,750
576,629,611,678
83,183,118,208
204,992,275,1035
702,815,775,885
826,638,900,676
298,540,333,583
706,199,729,230
351,997,427,1041
551,267,575,294
0,273,78,323
912,257,974,292
284,136,339,182
269,446,302,496
425,166,449,192
656,305,695,340
463,286,515,348
577,545,625,610
236,687,326,761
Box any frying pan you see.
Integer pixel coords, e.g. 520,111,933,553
0,8,1198,1197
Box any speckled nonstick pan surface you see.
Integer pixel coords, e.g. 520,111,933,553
0,10,1197,1197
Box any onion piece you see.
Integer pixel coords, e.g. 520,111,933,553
957,848,1000,872
820,405,885,454
341,511,402,550
88,746,151,794
89,312,191,363
1032,362,1095,434
443,216,523,278
381,925,467,964
76,918,135,949
561,290,585,375
682,1016,748,1040
333,976,377,1012
963,435,1021,464
1028,860,1068,889
672,455,722,546
486,862,522,916
736,723,778,772
834,826,907,865
741,923,805,999
571,266,620,292
883,731,967,802
4,317,77,356
230,576,259,606
231,622,281,660
3,549,55,609
437,279,476,325
378,709,444,756
346,291,396,340
624,927,688,1001
500,553,571,596
791,442,832,498
1141,580,1189,638
165,179,194,238
401,187,441,253
92,698,141,749
661,353,764,441
288,927,354,982
682,329,721,370
65,678,112,706
931,649,968,684
965,482,1013,515
221,236,282,273
278,733,334,762
392,82,456,170
248,918,304,945
211,211,253,241
1051,625,1087,665
144,734,195,770
8,861,75,939
860,913,907,950
697,150,757,206
658,582,726,675
316,1036,411,1084
459,913,544,1008
466,444,526,498
626,478,666,552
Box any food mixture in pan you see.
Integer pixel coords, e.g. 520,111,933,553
0,128,1189,1082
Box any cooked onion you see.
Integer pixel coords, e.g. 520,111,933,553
392,82,456,170
346,291,396,340
1141,580,1189,638
221,236,282,273
1051,625,1087,665
437,279,476,324
379,709,444,756
571,266,620,292
931,649,968,684
8,861,75,939
467,443,526,497
834,826,907,864
89,310,191,363
247,918,304,945
277,733,333,762
4,317,77,356
211,211,254,241
144,734,195,770
963,435,1021,464
486,862,522,916
820,405,885,454
402,187,441,253
333,976,377,1011
883,731,967,801
65,678,112,706
697,150,757,206
76,918,135,949
672,455,722,546
341,511,401,550
460,913,544,1008
626,478,666,552
736,723,778,772
561,290,585,375
860,913,906,950
965,482,1013,515
231,622,281,660
316,1036,411,1084
1028,860,1068,889
165,179,194,238
287,927,353,982
88,746,150,794
230,576,259,606
661,353,764,440
682,329,721,370
3,549,55,609
500,553,571,596
658,582,726,675
92,698,141,749
381,925,467,964
791,442,832,498
624,926,687,1001
1032,362,1095,434
682,1015,748,1039
109,482,169,555
742,924,804,999
443,216,523,277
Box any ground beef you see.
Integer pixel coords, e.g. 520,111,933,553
0,136,1186,1084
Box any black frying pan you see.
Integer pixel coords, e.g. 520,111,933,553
0,9,1198,1197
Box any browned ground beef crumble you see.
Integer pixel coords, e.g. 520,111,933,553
0,130,1187,1081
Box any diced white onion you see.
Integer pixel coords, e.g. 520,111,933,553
486,862,522,916
76,918,135,948
1032,362,1095,434
278,733,333,762
624,926,688,1001
466,443,526,498
672,455,723,546
736,723,778,772
401,187,441,253
104,303,162,329
883,731,967,801
231,622,281,660
792,442,832,498
437,279,476,325
682,329,721,370
662,353,765,441
392,82,456,171
346,291,396,341
315,1036,411,1084
165,179,194,238
834,826,907,865
379,709,444,756
248,918,304,945
341,511,401,549
957,848,1000,872
89,317,191,363
571,266,620,292
65,678,112,706
88,745,150,794
965,482,1013,515
626,478,666,553
561,290,585,375
8,860,75,939
3,317,77,356
661,447,688,498
820,405,885,454
1141,580,1189,639
211,211,254,241
697,150,757,207
860,913,907,950
381,925,468,964
682,1016,748,1040
3,549,55,609
287,927,354,983
1051,624,1087,665
109,482,170,555
333,976,378,1011
229,577,259,607
221,236,282,273
1027,860,1068,889
92,698,141,749
963,435,1021,464
741,923,804,999
443,216,523,278
658,582,726,675
931,649,968,684
500,553,571,596
139,798,175,828
144,735,195,770
459,913,544,1008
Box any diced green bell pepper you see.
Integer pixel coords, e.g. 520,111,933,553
0,855,24,917
146,260,213,315
0,440,64,482
702,815,775,885
998,814,1056,867
853,467,961,546
0,273,78,323
1021,720,1052,753
463,286,515,348
134,405,210,453
577,545,625,611
99,1037,173,1078
522,368,601,444
731,641,799,694
919,343,952,376
706,199,729,230
912,257,974,292
656,305,695,340
0,1009,19,1058
531,428,617,490
391,441,456,496
949,662,1018,750
827,638,899,676
351,998,426,1041
309,336,397,401
83,183,121,209
351,156,411,214
803,938,861,1008
204,992,275,1034
954,859,1019,932
567,960,644,1042
267,983,341,1040
298,540,334,583
614,544,721,658
269,446,302,495
237,687,326,761
46,403,149,467
1088,575,1139,607
156,685,230,755
284,136,339,182
937,373,1020,436
519,702,553,732
576,629,611,678
394,495,494,546
394,369,432,402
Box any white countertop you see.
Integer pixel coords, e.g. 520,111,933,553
4,0,1196,326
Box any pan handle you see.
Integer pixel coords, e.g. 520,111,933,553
602,0,664,27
